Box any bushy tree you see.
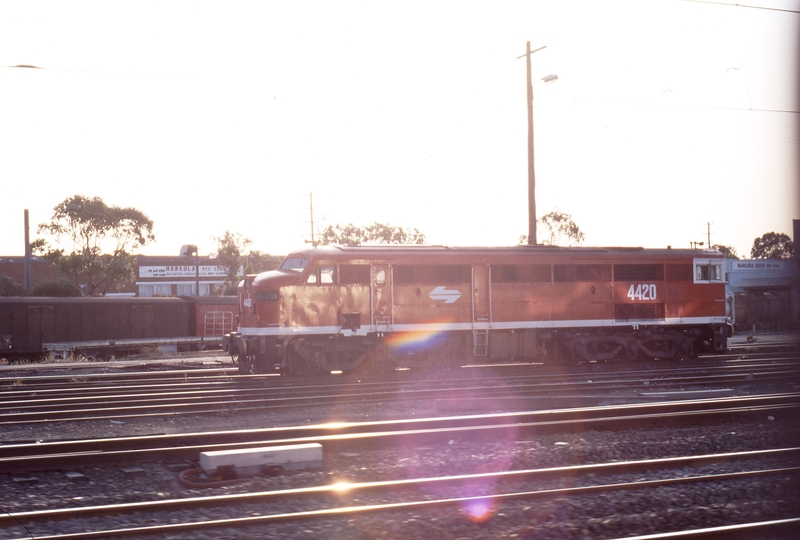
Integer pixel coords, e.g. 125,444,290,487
712,244,739,259
319,223,367,246
35,195,155,296
31,278,83,297
319,222,425,246
213,230,251,295
520,210,585,246
750,232,793,259
0,274,28,297
244,251,283,275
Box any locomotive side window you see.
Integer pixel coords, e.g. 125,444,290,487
320,266,335,284
554,264,611,282
281,258,309,272
695,263,722,282
375,269,386,285
394,265,470,284
305,265,336,284
340,265,370,285
491,265,551,283
666,264,693,282
614,264,664,281
255,291,279,301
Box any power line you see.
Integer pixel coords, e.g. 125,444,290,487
681,0,800,14
570,96,800,115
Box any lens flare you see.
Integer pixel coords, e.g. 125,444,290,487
330,481,353,493
462,497,498,523
383,318,454,354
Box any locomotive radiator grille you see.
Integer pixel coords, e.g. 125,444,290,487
614,303,666,321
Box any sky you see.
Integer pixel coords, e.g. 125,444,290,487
1,0,798,261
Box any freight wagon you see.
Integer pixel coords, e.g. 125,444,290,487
0,296,237,362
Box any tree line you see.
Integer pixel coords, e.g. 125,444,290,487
0,195,794,297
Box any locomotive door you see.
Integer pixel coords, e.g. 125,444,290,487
472,264,490,322
371,264,392,327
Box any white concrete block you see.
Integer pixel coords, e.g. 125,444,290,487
200,443,323,476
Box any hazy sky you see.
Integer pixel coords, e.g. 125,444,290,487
1,0,798,260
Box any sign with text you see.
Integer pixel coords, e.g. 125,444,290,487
139,265,228,278
731,261,785,271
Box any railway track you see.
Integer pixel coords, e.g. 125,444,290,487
1,395,798,538
3,449,798,539
1,339,798,538
1,351,798,427
1,392,798,469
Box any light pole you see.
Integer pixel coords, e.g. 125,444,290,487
182,244,201,296
518,42,557,246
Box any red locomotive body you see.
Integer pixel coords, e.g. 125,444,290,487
228,245,729,374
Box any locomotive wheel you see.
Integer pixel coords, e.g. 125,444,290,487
388,349,436,370
365,344,393,373
237,349,254,375
640,337,678,359
626,339,640,360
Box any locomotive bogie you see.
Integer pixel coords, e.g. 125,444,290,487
232,246,729,374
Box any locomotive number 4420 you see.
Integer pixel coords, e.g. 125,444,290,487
627,284,657,301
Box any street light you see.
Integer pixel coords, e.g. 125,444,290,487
180,244,201,296
518,42,558,246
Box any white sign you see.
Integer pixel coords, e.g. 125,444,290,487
732,261,785,270
428,286,461,304
139,265,228,278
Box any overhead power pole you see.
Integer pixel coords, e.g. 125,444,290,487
519,42,547,245
24,209,32,293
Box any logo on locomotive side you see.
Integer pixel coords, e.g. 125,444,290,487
429,286,462,304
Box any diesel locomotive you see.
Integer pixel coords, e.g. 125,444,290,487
226,245,730,374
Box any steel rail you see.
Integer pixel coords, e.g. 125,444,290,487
1,352,795,399
3,368,797,425
8,467,799,539
2,361,798,425
607,518,800,540
1,398,798,473
3,447,797,527
1,346,795,394
1,392,797,458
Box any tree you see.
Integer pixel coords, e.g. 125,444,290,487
318,222,426,246
520,210,585,246
31,278,83,297
35,195,155,296
319,223,367,246
712,244,739,259
750,232,793,259
365,223,426,244
0,274,28,297
213,230,252,295
243,250,283,275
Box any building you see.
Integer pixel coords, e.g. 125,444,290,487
726,257,799,330
0,256,64,292
0,253,233,298
135,254,230,297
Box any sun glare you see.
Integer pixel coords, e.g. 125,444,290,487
331,481,353,493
